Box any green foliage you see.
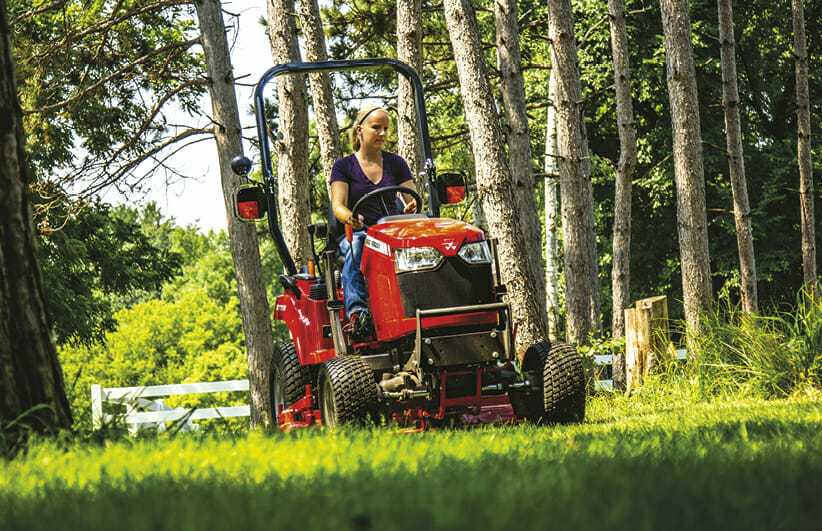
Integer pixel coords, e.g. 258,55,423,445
48,201,293,434
59,287,248,434
577,333,625,384
38,196,182,346
692,290,822,398
8,0,207,198
4,398,822,529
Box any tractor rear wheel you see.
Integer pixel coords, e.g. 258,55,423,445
318,356,378,428
271,341,308,418
514,341,586,424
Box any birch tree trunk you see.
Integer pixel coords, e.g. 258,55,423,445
547,0,599,344
443,0,547,351
397,0,424,179
660,0,712,342
1,2,73,432
607,0,636,390
544,67,560,341
791,0,819,301
718,0,758,313
194,0,276,428
495,0,546,319
267,0,312,269
296,0,342,193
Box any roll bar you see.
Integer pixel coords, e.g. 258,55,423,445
252,59,440,275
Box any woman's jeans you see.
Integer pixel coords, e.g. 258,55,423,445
337,229,368,318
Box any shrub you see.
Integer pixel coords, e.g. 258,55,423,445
691,289,822,398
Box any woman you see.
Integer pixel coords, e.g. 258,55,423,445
330,105,419,338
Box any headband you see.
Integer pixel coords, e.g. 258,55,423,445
357,106,383,126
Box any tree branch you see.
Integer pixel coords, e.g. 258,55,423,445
9,0,68,26
24,37,201,115
103,78,209,171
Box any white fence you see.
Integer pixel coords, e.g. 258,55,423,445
593,349,687,391
91,380,250,434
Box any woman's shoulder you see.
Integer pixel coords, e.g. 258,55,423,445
382,151,410,170
382,151,412,180
330,153,358,182
333,152,358,167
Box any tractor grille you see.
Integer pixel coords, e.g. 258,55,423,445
396,257,494,318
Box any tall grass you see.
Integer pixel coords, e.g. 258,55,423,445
691,289,822,398
3,397,822,530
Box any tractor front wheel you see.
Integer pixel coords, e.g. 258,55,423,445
318,356,379,428
513,341,586,424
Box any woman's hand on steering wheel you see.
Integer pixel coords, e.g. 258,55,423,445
403,197,418,214
350,186,424,225
348,213,365,231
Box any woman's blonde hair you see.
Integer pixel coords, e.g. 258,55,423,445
350,105,387,151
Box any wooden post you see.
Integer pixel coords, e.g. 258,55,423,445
638,295,670,371
624,296,671,391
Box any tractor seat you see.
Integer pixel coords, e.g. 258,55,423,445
325,202,346,251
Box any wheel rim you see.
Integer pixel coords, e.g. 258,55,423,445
272,367,285,418
320,374,336,429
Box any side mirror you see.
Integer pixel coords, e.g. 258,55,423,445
231,155,253,177
233,184,268,222
436,171,467,204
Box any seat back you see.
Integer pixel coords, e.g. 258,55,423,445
327,202,345,247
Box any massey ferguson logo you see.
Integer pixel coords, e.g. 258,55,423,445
442,239,458,252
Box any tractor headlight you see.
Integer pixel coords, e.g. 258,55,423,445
394,247,444,272
458,241,492,264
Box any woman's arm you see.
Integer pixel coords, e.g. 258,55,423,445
398,179,418,213
331,180,364,229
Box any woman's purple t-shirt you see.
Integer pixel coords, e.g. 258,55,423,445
329,152,414,225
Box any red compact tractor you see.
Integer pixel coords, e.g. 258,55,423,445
230,59,585,429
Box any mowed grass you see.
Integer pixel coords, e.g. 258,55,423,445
3,395,822,530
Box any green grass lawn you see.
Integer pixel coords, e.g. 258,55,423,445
3,395,822,530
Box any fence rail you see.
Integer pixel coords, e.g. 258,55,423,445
91,380,250,434
593,349,687,391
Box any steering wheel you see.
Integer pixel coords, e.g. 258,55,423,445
350,185,423,223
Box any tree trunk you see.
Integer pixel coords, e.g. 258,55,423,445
495,0,546,319
267,0,312,269
607,0,636,390
544,67,560,341
397,0,424,179
443,0,547,351
0,1,72,432
660,0,712,342
717,0,758,313
578,99,601,337
547,0,599,345
194,0,276,429
296,0,342,193
791,0,819,301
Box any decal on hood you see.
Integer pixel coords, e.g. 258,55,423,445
365,235,391,256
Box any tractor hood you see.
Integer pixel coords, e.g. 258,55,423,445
367,217,485,256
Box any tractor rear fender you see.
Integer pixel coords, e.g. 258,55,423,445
274,292,336,366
